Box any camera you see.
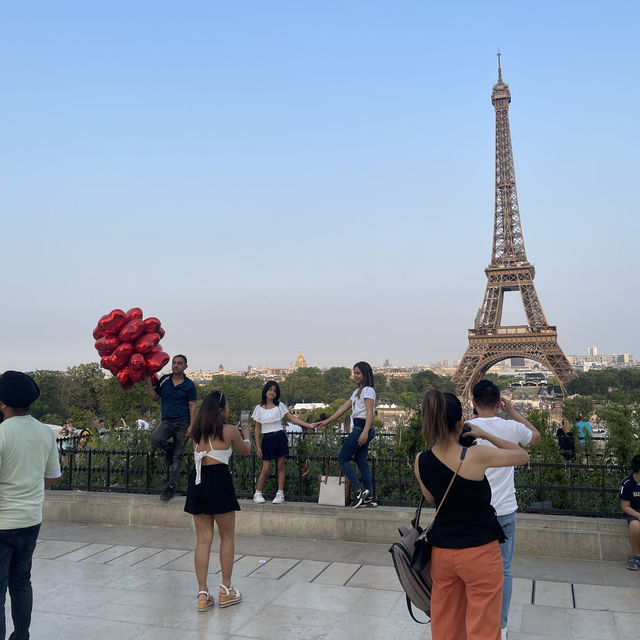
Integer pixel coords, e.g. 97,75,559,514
458,424,476,446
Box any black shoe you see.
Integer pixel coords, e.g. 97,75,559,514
160,486,174,501
351,489,369,508
362,496,377,507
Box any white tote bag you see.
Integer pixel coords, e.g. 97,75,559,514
318,463,350,506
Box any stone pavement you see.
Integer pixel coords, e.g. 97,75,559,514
14,520,640,639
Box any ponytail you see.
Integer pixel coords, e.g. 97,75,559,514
421,389,463,443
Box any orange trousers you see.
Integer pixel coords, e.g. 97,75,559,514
430,541,503,640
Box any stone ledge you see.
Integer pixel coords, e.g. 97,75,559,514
43,490,629,561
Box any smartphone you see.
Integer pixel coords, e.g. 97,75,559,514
240,410,250,429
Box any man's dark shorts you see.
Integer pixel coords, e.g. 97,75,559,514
623,514,639,525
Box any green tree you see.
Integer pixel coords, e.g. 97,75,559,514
321,367,354,402
65,363,106,411
29,370,67,421
280,367,324,404
562,396,594,424
200,376,263,423
599,404,637,465
99,378,156,426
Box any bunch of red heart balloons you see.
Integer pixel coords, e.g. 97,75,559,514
93,308,170,389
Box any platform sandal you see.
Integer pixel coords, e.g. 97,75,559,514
218,584,242,608
197,590,214,613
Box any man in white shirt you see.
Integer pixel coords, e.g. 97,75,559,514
0,371,61,640
468,380,540,640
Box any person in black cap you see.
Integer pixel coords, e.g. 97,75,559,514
0,370,61,640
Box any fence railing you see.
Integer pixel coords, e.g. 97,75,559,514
53,438,627,518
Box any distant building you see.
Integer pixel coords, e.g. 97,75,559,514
293,402,328,411
295,352,307,369
376,404,410,432
568,351,637,372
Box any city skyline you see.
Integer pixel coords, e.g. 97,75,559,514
1,2,638,373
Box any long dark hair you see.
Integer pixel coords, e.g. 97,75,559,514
421,389,462,443
261,381,281,406
191,391,226,444
353,361,374,388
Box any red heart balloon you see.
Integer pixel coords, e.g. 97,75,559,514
142,317,162,334
109,342,135,368
94,335,120,357
150,373,159,386
116,368,133,389
97,309,127,336
129,353,145,372
135,332,160,354
145,350,170,373
119,319,145,343
157,326,166,339
130,368,145,383
93,325,105,340
126,307,143,321
100,355,119,375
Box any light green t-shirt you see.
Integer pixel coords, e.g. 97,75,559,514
0,415,61,529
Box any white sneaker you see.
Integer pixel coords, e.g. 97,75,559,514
253,492,265,504
501,628,508,640
272,491,285,504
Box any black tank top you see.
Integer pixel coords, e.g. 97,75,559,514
418,448,505,549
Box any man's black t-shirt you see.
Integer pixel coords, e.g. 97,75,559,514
620,474,640,511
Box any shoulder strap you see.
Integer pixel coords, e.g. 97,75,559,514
422,447,467,536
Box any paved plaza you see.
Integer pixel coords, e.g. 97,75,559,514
14,517,640,639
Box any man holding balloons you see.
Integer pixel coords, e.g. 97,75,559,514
145,355,197,501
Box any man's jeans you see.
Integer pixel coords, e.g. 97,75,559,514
151,419,189,488
497,511,517,629
338,426,375,494
0,523,41,640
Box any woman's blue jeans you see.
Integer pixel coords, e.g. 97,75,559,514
338,422,375,494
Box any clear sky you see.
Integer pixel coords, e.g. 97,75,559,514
1,1,638,373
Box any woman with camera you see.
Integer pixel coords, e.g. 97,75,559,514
414,389,529,639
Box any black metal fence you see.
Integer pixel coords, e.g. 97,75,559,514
53,436,627,518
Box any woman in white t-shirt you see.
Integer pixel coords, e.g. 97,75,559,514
252,381,314,504
318,361,376,508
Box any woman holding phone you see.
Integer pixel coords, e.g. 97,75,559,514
184,391,251,612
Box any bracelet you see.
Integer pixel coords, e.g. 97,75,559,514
243,438,251,443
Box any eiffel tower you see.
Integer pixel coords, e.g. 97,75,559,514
452,56,576,396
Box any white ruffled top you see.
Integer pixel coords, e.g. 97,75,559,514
252,402,289,434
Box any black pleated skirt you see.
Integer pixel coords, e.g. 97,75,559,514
184,463,241,515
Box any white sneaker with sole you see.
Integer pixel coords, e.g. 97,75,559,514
253,492,265,503
501,628,508,640
272,491,285,504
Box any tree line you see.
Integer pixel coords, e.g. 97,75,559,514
22,365,639,464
